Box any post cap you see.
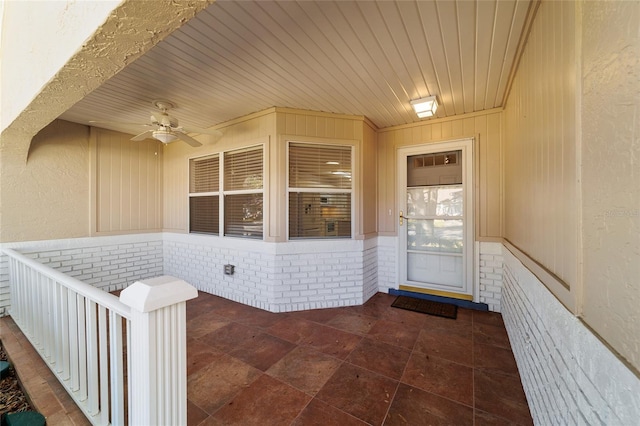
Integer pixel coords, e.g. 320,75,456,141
120,275,198,312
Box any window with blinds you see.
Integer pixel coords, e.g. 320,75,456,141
188,145,264,238
223,146,263,238
288,142,352,239
189,155,220,234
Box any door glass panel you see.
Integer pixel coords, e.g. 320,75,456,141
406,219,463,253
407,185,462,217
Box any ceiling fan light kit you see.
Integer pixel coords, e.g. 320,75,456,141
152,129,178,144
90,99,224,148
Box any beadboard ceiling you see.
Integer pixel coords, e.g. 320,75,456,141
59,0,534,136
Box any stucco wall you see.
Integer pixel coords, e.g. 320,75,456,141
0,0,120,131
0,122,168,243
0,120,90,242
580,0,640,371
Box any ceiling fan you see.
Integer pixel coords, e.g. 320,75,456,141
90,100,221,147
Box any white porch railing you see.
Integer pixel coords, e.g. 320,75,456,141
4,248,197,425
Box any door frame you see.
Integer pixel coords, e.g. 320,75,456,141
396,138,475,300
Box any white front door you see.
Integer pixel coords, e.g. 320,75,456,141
397,139,474,300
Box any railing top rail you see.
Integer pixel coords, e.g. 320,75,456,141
3,248,131,319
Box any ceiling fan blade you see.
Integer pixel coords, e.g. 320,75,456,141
131,130,154,141
174,132,202,147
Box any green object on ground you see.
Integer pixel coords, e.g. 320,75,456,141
0,360,10,380
2,411,46,426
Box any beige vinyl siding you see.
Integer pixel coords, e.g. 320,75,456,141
361,121,378,238
163,110,275,233
163,108,374,241
503,0,577,304
377,110,503,240
93,128,163,234
275,108,372,241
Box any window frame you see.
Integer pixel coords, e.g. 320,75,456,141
286,140,354,240
188,142,266,239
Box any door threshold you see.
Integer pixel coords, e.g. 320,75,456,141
399,285,473,301
390,288,488,311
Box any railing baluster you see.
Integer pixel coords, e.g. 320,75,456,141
54,280,63,373
77,294,87,399
68,289,79,390
98,305,109,426
60,285,70,379
86,299,99,416
109,310,125,426
47,277,55,362
29,268,38,342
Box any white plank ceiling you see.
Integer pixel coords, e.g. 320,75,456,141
59,0,534,135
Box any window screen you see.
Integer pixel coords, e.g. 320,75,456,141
288,143,352,239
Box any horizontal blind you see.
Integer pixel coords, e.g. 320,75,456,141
190,196,219,234
190,155,219,193
289,143,351,189
289,193,351,239
224,194,263,238
224,146,263,191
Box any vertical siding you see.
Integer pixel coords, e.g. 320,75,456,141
361,122,378,237
276,109,369,241
163,108,372,241
163,111,275,233
94,129,163,233
503,0,577,290
377,110,503,239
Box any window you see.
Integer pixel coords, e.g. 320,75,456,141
189,145,263,238
288,142,352,239
223,146,263,238
189,155,219,234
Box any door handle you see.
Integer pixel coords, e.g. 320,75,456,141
399,210,404,226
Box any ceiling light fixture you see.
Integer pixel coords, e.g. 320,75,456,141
152,129,178,144
411,95,438,118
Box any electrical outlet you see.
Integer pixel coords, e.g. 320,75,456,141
224,264,235,275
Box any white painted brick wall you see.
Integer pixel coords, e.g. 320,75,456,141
376,236,396,292
502,247,640,425
478,242,504,312
0,234,164,316
163,233,376,313
363,244,378,301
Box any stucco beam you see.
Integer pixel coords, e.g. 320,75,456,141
0,0,215,163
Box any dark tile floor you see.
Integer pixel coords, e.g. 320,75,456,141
186,292,533,425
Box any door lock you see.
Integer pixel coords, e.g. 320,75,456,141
399,210,404,226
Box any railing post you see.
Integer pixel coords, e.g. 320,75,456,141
120,276,197,426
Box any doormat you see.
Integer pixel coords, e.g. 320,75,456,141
391,296,457,319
